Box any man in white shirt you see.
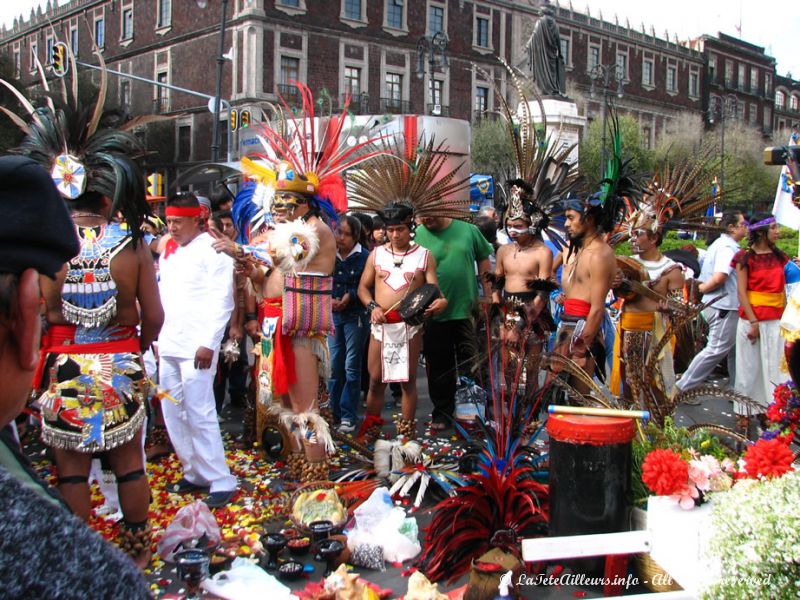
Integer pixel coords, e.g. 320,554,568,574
676,211,747,393
158,193,237,507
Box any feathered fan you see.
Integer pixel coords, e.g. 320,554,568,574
475,58,583,248
416,304,549,583
613,144,723,244
0,46,151,241
346,135,472,220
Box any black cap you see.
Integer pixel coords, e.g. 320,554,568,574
0,156,79,279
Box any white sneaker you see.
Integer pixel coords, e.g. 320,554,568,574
338,420,355,434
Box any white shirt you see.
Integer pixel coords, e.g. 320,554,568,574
698,233,740,311
158,232,235,358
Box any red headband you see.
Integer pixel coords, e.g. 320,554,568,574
165,206,203,217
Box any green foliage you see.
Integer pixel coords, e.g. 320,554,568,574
470,117,517,184
578,113,653,190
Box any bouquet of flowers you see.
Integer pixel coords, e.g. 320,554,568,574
641,447,735,509
702,471,800,599
759,381,800,444
630,417,736,507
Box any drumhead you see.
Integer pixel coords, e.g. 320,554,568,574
399,283,441,326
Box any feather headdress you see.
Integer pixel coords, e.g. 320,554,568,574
615,145,722,243
476,59,582,248
564,105,643,234
247,81,387,214
347,135,472,223
0,47,151,241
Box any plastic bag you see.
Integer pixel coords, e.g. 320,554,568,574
454,376,487,422
347,487,421,563
157,500,221,562
201,558,295,600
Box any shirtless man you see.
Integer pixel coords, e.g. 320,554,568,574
213,170,337,481
610,226,684,406
492,213,554,406
555,204,617,387
356,203,447,439
37,190,163,566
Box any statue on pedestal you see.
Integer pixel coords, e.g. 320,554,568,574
527,3,566,98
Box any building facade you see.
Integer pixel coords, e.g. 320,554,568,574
1,0,797,193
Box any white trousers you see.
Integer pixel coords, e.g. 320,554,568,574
676,307,737,391
734,318,788,413
160,355,237,493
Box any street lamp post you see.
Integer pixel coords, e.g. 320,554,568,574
416,32,448,116
589,63,625,177
197,0,229,162
708,93,738,195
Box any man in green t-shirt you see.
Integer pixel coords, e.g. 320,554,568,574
415,216,493,431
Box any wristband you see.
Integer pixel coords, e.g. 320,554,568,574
367,300,379,312
244,312,258,322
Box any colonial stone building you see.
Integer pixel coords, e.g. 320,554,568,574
0,0,796,192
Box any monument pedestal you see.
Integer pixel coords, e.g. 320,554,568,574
518,98,586,164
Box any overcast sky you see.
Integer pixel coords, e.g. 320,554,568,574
2,0,799,76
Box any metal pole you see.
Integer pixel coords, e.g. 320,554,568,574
720,106,725,196
211,0,229,162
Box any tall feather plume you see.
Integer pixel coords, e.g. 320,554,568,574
248,81,388,197
1,41,151,242
614,143,723,243
474,59,583,247
347,135,472,220
593,104,644,233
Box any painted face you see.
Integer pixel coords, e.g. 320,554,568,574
506,218,532,240
631,229,654,254
272,192,307,221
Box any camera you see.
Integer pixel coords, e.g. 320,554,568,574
763,145,800,166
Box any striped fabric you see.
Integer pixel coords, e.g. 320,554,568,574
281,274,335,337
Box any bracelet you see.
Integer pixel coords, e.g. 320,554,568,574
244,312,258,322
750,320,759,325
367,300,379,312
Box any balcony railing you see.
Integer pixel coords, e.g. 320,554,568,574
472,109,498,123
341,93,372,114
380,97,410,114
277,83,301,106
153,97,170,114
427,103,450,117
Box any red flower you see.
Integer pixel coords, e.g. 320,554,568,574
642,449,689,496
743,439,795,479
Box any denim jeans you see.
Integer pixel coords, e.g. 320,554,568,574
327,314,369,423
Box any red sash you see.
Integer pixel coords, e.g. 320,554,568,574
259,297,296,395
384,309,403,324
563,298,591,318
32,325,139,389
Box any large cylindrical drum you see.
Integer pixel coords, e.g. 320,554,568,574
546,414,636,574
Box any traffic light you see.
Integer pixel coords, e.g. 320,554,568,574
146,173,163,198
240,110,250,128
230,108,238,132
51,42,68,77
